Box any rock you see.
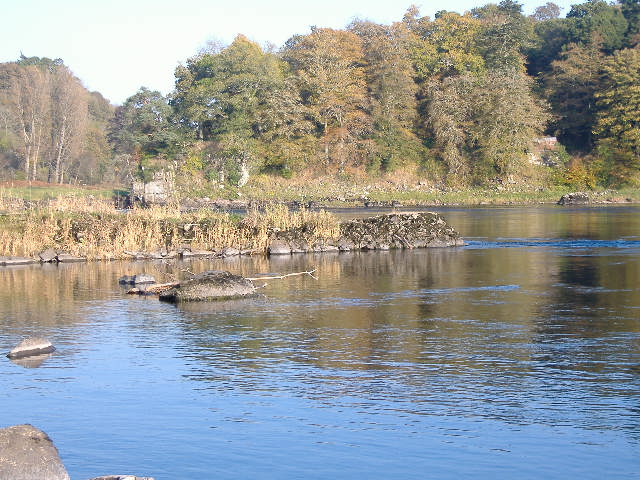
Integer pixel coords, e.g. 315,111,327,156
38,248,58,263
0,256,37,266
87,476,154,480
55,253,85,263
159,270,256,302
558,192,590,205
180,249,216,258
133,274,156,284
0,424,70,480
118,274,156,285
268,240,291,255
219,247,240,257
7,337,56,359
339,212,462,250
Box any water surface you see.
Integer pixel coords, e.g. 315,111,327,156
1,206,639,479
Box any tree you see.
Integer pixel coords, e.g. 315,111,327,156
472,0,534,71
48,66,88,183
594,46,640,184
0,63,50,180
172,35,292,183
531,2,562,21
426,69,548,184
349,20,423,171
566,0,628,52
282,27,370,170
544,42,605,151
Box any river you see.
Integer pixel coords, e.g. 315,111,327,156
1,205,639,479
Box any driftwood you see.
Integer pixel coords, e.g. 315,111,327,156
245,269,317,281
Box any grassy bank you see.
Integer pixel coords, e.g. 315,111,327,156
0,197,339,260
233,175,640,206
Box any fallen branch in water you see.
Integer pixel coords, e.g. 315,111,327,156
246,269,318,281
127,282,178,295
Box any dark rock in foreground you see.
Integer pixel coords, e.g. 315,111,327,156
159,270,256,302
7,337,56,359
558,192,590,205
0,424,70,480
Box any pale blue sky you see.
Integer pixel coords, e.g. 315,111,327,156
0,0,576,105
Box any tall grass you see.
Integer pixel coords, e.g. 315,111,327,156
0,195,340,259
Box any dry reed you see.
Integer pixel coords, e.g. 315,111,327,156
0,195,340,260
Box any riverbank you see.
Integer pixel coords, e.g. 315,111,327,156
3,179,639,210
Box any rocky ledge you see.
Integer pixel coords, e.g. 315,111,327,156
269,212,464,255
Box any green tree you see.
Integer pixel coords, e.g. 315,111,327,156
594,46,640,184
472,0,534,71
566,0,628,52
544,42,605,151
109,87,177,157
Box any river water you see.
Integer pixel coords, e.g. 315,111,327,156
1,206,639,480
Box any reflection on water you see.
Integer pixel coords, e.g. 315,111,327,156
0,206,639,480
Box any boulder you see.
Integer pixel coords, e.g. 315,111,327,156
268,240,291,255
7,337,56,359
159,270,256,302
38,248,58,263
0,424,70,480
558,192,590,205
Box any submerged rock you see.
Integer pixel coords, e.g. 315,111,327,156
0,424,70,480
159,270,256,302
7,337,56,359
558,192,590,205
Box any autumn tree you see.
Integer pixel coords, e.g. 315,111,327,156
282,27,370,170
349,19,423,171
48,66,89,183
0,63,50,180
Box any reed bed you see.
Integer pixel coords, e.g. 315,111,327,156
0,194,340,260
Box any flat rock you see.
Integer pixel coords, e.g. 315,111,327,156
219,247,240,257
159,270,256,302
0,424,70,480
0,256,37,266
7,337,56,359
56,253,86,263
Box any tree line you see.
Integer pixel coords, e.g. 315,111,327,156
1,0,639,189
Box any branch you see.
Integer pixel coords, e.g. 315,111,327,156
246,269,318,281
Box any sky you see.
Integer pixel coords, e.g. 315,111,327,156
1,0,578,105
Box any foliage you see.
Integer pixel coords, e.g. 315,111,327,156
594,46,640,185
